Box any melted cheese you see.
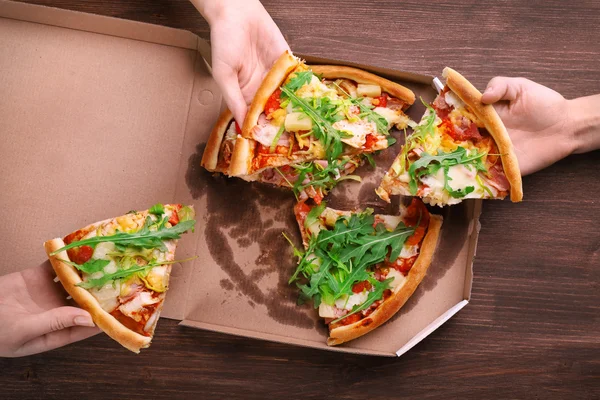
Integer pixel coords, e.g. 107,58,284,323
92,242,116,260
334,120,377,148
386,268,407,291
444,91,465,109
318,302,336,318
421,163,481,206
296,76,338,100
89,282,121,312
224,121,237,141
373,107,410,129
400,245,419,259
335,291,369,311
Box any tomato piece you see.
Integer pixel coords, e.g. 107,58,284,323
168,204,182,226
312,191,324,205
235,121,242,134
388,255,417,275
68,245,93,265
339,313,361,326
404,198,430,246
372,95,388,107
364,134,378,150
265,88,282,115
294,201,312,228
352,280,372,294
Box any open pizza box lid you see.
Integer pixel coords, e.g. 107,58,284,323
0,0,479,357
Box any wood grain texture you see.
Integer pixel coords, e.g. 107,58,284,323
2,0,600,399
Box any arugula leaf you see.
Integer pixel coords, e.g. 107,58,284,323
331,278,393,324
305,201,327,228
291,157,362,198
280,86,349,160
77,264,151,289
288,209,415,310
364,153,376,168
51,217,196,255
411,98,438,142
59,258,110,274
148,203,164,216
407,147,487,196
270,124,285,153
282,71,314,94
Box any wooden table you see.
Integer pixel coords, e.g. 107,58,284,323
2,1,599,398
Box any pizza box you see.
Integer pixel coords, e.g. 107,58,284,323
0,0,479,357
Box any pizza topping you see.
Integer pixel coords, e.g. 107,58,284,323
265,88,282,116
373,106,411,130
287,202,424,326
356,83,381,98
55,204,195,329
334,119,377,148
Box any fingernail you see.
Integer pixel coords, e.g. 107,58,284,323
74,315,95,327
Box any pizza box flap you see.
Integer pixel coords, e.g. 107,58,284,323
0,0,477,356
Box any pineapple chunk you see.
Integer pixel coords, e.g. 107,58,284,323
357,83,381,98
285,112,312,132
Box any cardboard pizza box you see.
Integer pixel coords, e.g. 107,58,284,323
0,0,478,356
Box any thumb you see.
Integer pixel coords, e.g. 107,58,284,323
20,306,95,341
481,76,523,104
212,64,248,127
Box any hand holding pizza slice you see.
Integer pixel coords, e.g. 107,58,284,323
44,204,195,353
228,51,416,176
376,67,523,206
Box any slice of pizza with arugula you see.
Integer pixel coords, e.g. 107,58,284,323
228,50,416,177
288,198,442,345
44,203,195,353
376,67,523,206
202,109,370,203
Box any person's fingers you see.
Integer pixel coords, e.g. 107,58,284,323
212,63,248,126
482,77,523,104
16,326,100,357
18,306,95,343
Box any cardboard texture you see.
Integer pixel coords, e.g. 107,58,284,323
0,0,478,356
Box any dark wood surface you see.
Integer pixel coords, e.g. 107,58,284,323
3,0,599,398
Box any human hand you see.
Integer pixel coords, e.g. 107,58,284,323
0,263,99,357
481,77,579,176
192,0,290,125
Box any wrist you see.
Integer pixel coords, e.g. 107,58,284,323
567,95,600,154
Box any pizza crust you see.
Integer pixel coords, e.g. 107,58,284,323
310,65,416,107
443,67,523,202
242,50,300,138
44,238,152,353
228,136,254,176
327,214,443,346
201,109,234,173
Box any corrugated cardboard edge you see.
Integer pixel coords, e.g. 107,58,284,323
179,320,396,357
395,200,481,356
0,0,198,49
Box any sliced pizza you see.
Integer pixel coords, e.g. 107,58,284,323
44,203,195,353
288,198,442,346
229,50,416,176
376,67,523,206
201,109,369,204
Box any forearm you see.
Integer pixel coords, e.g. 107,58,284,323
189,0,260,25
568,94,600,154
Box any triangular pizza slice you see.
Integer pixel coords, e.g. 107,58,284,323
377,67,523,206
228,51,416,177
288,198,442,345
201,109,367,203
44,203,195,353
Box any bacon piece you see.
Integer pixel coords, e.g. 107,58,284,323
486,164,510,192
439,117,483,143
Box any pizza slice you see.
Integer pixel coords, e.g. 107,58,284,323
201,109,368,203
44,203,195,353
288,198,442,345
376,67,523,206
229,51,416,177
